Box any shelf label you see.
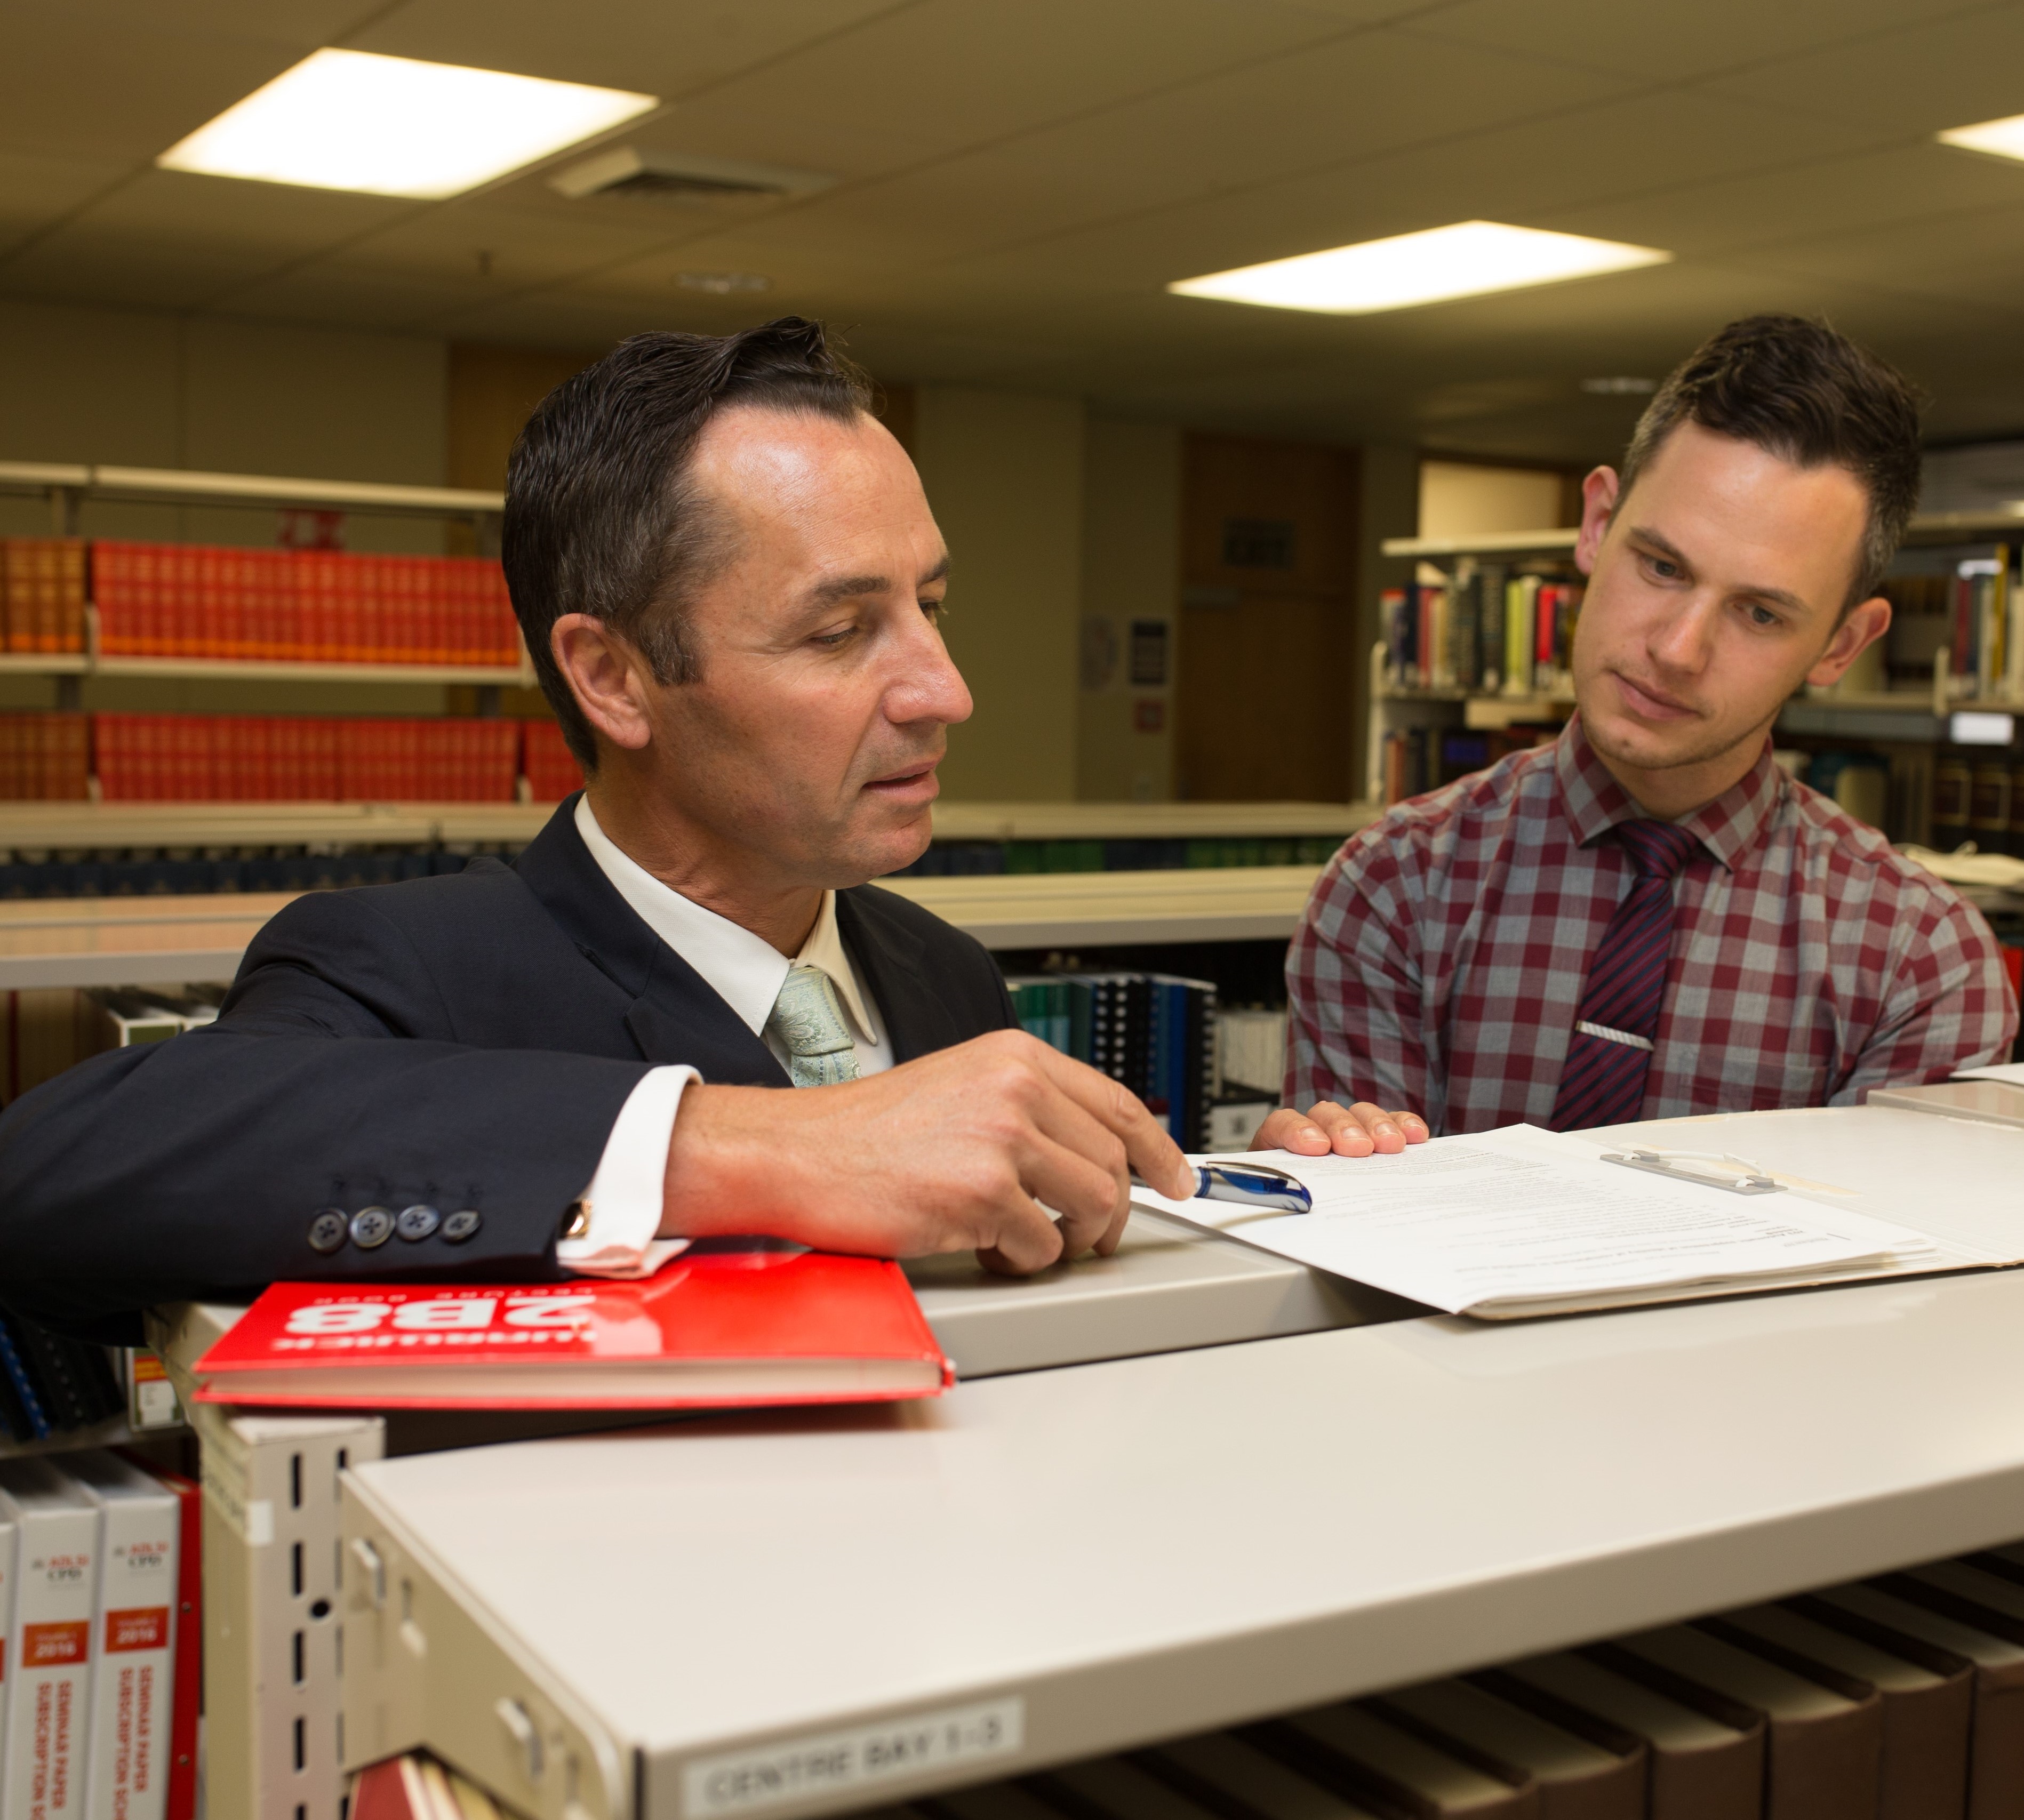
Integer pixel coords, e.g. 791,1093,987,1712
682,1697,1024,1818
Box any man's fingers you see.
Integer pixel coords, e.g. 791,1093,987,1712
973,1190,1069,1277
1019,1041,1193,1198
1393,1109,1431,1145
1253,1105,1339,1154
1017,1134,1129,1256
1252,1101,1435,1157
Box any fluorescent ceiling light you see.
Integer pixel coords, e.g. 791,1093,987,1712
1169,221,1672,315
1938,114,2024,162
158,49,658,199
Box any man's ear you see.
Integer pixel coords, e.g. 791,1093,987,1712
1806,596,1893,690
1574,466,1619,577
551,614,654,753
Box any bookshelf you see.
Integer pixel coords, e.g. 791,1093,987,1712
1372,517,2024,844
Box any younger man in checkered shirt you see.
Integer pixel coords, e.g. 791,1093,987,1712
1261,315,2018,1152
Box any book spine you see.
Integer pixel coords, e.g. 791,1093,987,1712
0,1319,52,1440
1,1496,99,1820
79,1476,179,1820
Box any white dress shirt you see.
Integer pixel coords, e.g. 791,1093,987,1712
556,796,891,1278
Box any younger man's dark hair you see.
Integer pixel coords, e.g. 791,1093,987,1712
502,317,873,769
1617,314,1923,612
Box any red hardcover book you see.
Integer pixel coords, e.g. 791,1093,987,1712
115,1455,201,1820
190,1251,954,1410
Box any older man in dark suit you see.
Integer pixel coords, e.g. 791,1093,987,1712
0,319,1239,1338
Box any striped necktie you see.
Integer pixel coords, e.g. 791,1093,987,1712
1549,819,1702,1132
765,965,862,1088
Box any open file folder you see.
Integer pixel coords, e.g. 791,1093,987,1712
1132,1113,2024,1319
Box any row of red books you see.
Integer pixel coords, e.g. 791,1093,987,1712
0,713,587,803
521,719,583,804
91,542,522,668
94,715,523,803
0,538,88,654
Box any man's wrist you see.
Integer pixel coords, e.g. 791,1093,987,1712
658,1083,815,1241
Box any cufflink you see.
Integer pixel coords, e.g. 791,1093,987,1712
441,1209,482,1243
396,1204,441,1241
308,1209,347,1254
349,1206,395,1249
561,1199,590,1240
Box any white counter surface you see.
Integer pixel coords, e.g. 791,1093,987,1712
340,1110,2024,1820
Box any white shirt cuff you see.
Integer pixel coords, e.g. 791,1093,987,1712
558,1064,697,1279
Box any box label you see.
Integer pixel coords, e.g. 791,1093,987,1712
23,1623,87,1667
682,1698,1024,1818
103,1608,169,1654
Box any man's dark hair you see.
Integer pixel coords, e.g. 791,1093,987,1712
1616,314,1923,612
503,317,873,768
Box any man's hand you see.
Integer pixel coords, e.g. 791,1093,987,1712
1251,1100,1430,1157
659,1030,1196,1274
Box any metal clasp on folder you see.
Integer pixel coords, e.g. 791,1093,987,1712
1601,1148,1785,1196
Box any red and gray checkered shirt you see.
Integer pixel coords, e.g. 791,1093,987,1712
1286,715,2018,1134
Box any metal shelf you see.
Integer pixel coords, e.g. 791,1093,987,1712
0,460,502,521
1382,509,2024,562
0,863,1337,989
87,655,532,686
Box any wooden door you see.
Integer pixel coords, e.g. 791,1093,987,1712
1177,435,1359,801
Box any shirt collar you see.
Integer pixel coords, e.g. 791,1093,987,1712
1554,711,1783,872
572,796,878,1044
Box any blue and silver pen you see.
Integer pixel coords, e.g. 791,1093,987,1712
1134,1161,1313,1213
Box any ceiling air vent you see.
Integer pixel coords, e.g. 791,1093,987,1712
549,147,833,204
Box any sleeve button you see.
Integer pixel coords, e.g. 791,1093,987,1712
441,1209,482,1244
308,1210,347,1254
396,1204,441,1241
349,1206,395,1249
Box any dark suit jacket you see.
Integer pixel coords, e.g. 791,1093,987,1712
0,798,1015,1340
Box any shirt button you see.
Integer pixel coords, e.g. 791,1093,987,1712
308,1210,347,1254
349,1206,395,1249
396,1204,441,1241
440,1209,482,1244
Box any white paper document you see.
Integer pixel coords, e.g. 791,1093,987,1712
1956,1062,2024,1086
1132,1124,1939,1319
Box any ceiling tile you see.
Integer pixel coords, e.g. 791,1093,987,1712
623,0,1358,168
1707,6,2024,131
0,10,306,163
331,201,679,291
351,0,908,98
0,232,282,311
1402,0,1997,84
1539,142,2024,257
0,153,129,248
723,28,1629,272
889,86,1892,325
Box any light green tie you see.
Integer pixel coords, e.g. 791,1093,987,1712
766,965,862,1088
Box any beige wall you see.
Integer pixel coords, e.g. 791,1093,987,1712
1417,460,1565,540
1077,419,1179,801
912,386,1084,801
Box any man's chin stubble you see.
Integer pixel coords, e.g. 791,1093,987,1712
1586,711,1762,775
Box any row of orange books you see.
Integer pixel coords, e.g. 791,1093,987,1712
0,713,587,804
0,711,90,799
0,538,88,654
91,542,522,667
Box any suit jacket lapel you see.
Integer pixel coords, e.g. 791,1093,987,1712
837,886,960,1064
513,796,789,1085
